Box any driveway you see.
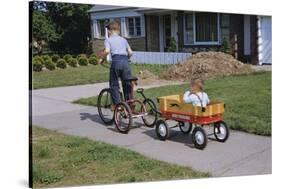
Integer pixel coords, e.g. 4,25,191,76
31,82,271,177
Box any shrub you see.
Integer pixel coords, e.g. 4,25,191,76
78,57,88,66
44,59,56,70
77,54,87,59
33,56,44,64
42,55,52,62
68,58,78,67
220,37,232,54
52,54,60,63
56,59,67,69
63,54,72,63
33,60,43,72
89,56,98,65
167,37,177,52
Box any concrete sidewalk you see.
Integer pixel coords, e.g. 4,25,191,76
31,82,271,177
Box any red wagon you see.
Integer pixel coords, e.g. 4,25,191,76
155,94,229,149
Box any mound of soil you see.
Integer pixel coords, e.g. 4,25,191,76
160,52,253,81
138,70,158,80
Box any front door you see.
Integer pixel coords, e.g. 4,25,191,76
163,15,172,52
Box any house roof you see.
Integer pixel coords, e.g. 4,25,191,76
87,5,135,13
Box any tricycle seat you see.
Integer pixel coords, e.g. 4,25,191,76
125,76,138,82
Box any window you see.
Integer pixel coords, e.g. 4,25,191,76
97,19,109,38
163,15,172,50
127,17,142,37
184,12,220,45
195,13,218,42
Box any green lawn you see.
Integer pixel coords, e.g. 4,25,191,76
74,72,272,136
32,63,167,89
32,126,209,188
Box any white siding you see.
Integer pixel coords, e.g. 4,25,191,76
257,16,272,65
129,51,192,64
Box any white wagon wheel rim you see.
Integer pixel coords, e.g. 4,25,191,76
158,124,167,136
181,123,191,132
215,124,227,139
195,131,205,145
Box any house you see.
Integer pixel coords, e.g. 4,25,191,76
88,5,272,65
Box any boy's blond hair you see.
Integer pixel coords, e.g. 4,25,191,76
190,78,204,92
107,20,120,32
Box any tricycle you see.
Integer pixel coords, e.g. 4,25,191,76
97,76,158,133
155,94,229,149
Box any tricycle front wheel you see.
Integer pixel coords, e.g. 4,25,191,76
97,88,114,125
192,126,207,150
142,98,158,127
214,121,229,142
155,120,169,141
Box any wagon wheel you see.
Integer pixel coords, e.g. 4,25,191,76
142,98,158,127
155,120,169,141
97,88,114,125
214,121,229,142
178,122,193,134
192,126,207,150
114,102,132,134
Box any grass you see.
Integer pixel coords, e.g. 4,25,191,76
32,63,167,89
74,72,272,136
32,126,209,188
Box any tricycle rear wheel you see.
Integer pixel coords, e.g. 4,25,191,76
155,120,169,141
192,126,207,150
114,102,132,134
179,122,193,134
214,121,229,142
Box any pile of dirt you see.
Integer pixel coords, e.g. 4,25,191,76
137,70,159,85
160,52,253,81
138,70,158,80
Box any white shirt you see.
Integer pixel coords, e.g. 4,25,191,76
183,91,210,107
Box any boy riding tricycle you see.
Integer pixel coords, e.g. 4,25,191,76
96,20,158,133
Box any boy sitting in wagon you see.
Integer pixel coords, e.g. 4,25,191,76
183,78,210,107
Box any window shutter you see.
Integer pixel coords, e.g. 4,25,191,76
141,15,145,37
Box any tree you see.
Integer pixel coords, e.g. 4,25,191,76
32,1,91,54
32,9,58,54
45,2,91,54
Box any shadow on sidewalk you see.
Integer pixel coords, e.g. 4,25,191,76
142,129,195,148
142,126,217,149
80,113,106,125
79,113,146,131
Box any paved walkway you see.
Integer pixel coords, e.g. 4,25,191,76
32,82,271,177
252,65,272,72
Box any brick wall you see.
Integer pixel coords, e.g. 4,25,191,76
229,14,244,60
127,37,146,51
91,39,104,53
